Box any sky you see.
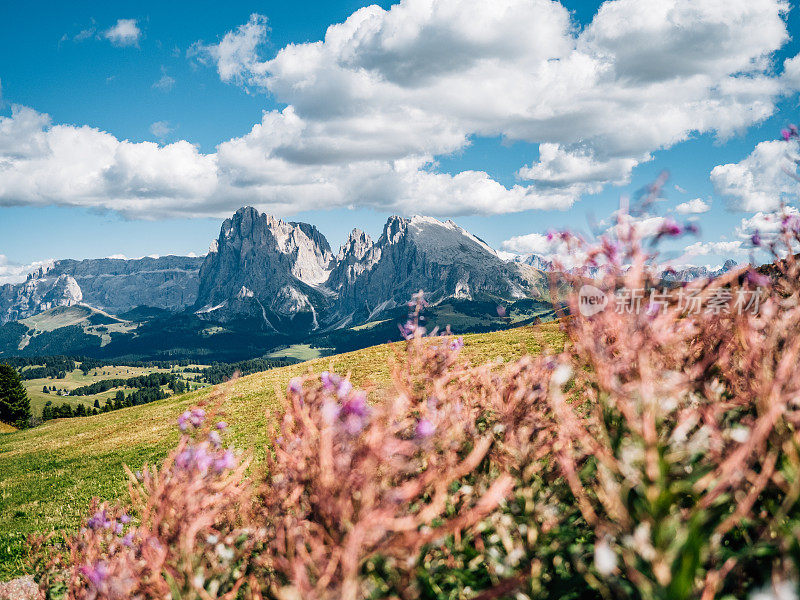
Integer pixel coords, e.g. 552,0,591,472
2,0,800,282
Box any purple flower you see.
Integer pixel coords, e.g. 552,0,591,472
751,231,762,247
496,305,507,317
782,128,792,141
87,510,111,530
288,377,303,394
783,214,800,233
415,418,435,439
193,446,213,473
657,218,682,238
746,270,770,287
114,523,124,536
190,408,206,428
121,532,134,547
337,379,353,399
216,421,228,430
341,391,368,418
343,413,365,435
175,448,194,470
80,561,109,588
178,411,191,432
449,337,464,351
208,430,222,447
214,449,236,473
174,446,212,473
321,371,340,391
120,513,131,524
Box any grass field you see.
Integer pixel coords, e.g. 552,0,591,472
264,343,332,361
0,323,564,579
24,366,166,415
21,364,210,417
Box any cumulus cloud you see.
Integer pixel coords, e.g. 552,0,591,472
0,255,54,285
189,14,269,85
152,67,175,92
2,0,797,218
710,139,800,211
149,121,173,140
684,240,745,256
104,19,141,47
675,198,711,214
0,105,217,219
501,233,553,254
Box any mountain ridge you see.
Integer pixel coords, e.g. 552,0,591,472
0,207,552,359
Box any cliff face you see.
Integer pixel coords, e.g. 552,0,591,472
194,207,335,331
1,208,547,330
326,215,534,322
0,256,204,324
51,256,204,312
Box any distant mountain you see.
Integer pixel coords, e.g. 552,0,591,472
0,256,204,324
504,252,740,284
0,207,553,359
326,215,543,327
194,207,334,332
660,259,738,283
506,253,554,272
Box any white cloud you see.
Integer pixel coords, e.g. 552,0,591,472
189,14,269,85
152,68,175,92
104,19,141,47
684,240,745,256
495,250,519,261
710,139,800,211
149,120,173,140
0,255,54,285
675,197,711,214
2,0,797,218
734,206,800,248
501,233,553,254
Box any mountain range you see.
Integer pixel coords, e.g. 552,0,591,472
0,207,740,361
0,207,552,360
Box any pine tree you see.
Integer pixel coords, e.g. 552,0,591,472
0,364,32,426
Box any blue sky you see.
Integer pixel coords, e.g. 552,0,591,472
2,0,800,278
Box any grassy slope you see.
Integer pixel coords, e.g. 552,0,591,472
0,323,563,578
22,365,210,416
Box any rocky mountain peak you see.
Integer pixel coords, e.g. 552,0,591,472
337,228,374,262
195,207,335,331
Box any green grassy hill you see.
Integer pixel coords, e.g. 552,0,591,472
0,323,563,578
22,364,210,417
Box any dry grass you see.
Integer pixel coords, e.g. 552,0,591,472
0,323,563,579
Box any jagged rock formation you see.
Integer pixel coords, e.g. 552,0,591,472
0,256,203,324
1,208,547,331
326,215,537,324
0,274,82,323
194,207,334,331
520,253,554,272
661,259,738,282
